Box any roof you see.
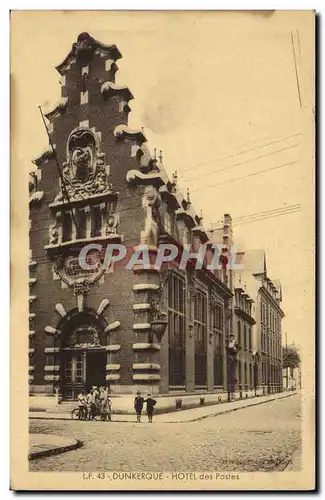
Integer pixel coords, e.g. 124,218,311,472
56,32,122,75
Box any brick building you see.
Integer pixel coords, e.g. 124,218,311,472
237,250,284,394
29,32,236,409
233,276,256,397
208,215,258,398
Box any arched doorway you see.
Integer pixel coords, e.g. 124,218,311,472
58,308,108,399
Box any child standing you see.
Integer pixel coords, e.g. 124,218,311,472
133,391,144,423
144,394,157,423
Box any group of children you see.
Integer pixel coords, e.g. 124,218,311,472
77,386,112,421
134,392,157,423
77,388,157,423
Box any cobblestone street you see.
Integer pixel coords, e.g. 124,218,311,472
29,394,301,473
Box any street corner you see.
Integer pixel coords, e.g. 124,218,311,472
29,433,83,461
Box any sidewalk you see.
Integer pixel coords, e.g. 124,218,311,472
29,391,297,424
29,434,82,460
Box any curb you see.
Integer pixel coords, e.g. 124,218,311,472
167,392,298,423
28,439,83,460
29,393,297,424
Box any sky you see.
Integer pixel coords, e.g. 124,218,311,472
11,10,314,348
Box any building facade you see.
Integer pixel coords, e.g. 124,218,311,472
233,278,256,397
239,250,284,394
29,32,235,407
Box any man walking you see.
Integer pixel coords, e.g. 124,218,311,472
134,391,144,423
144,393,157,423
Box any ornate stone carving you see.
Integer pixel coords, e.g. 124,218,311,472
105,212,119,236
72,32,96,65
73,279,91,296
70,325,101,348
209,294,220,309
54,128,114,203
140,186,162,247
150,269,169,322
49,224,59,245
188,270,197,298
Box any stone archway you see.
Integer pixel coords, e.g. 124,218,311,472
58,308,107,399
44,300,121,399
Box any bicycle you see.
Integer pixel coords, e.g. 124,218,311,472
71,404,103,421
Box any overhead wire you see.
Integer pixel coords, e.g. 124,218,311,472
233,207,301,227
180,132,301,173
183,142,299,182
191,160,300,192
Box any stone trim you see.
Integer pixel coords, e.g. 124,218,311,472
133,284,160,292
101,82,134,102
44,365,60,372
45,347,60,354
29,313,36,319
106,374,120,381
55,33,122,75
97,299,110,316
29,260,37,268
29,278,37,286
44,97,68,120
44,375,60,382
29,348,35,355
105,344,121,352
132,374,161,381
80,91,89,105
132,303,151,311
29,296,36,303
104,321,121,333
29,330,35,337
29,375,34,382
132,363,160,370
132,343,160,351
133,323,151,330
113,124,145,144
55,303,67,318
45,326,61,335
29,366,35,372
105,364,120,371
29,192,44,205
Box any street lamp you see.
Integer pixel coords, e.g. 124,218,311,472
150,316,168,343
253,352,259,396
149,285,168,343
226,334,238,403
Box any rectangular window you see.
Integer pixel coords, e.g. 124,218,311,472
211,299,224,387
168,273,186,387
244,325,247,349
62,212,72,242
237,320,241,346
164,211,173,235
76,208,86,239
91,206,101,238
194,289,207,386
248,326,252,351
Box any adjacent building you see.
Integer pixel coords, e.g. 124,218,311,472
238,250,284,394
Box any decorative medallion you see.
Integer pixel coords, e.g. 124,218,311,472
55,249,104,288
54,128,114,203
